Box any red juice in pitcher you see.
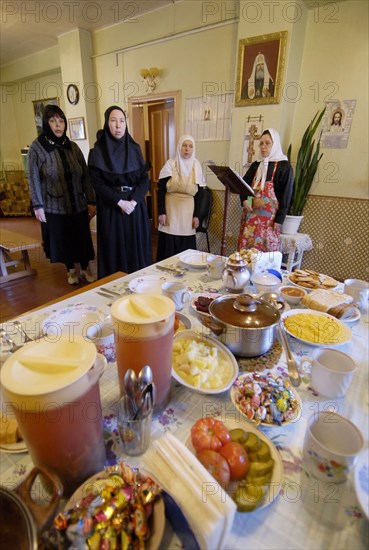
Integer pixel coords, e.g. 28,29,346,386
0,338,107,497
112,294,175,412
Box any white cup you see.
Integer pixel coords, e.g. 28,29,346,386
206,254,226,280
344,278,369,312
162,281,191,311
303,410,363,483
308,348,356,399
88,320,116,363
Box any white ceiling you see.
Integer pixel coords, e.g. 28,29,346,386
0,0,180,66
0,0,348,67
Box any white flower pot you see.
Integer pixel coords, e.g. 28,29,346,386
281,215,303,235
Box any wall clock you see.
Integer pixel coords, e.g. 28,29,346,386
67,84,79,105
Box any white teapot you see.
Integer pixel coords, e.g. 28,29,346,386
222,251,250,293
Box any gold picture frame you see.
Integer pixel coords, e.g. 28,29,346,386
32,97,59,135
68,117,86,140
235,31,287,107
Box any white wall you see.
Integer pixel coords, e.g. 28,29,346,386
0,0,368,199
291,0,368,198
0,72,64,168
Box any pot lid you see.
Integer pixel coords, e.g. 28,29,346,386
0,488,37,549
209,294,280,328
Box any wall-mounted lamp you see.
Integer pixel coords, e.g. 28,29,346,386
140,67,161,92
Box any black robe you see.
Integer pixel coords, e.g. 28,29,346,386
88,164,152,277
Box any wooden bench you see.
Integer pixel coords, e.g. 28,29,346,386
0,228,42,285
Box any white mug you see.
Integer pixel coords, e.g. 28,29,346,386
88,320,116,363
303,410,363,483
344,278,369,312
206,254,226,280
307,348,356,399
162,281,191,311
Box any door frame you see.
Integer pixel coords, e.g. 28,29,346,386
128,91,181,231
127,90,180,146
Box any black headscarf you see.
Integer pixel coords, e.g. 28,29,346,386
38,104,71,152
88,105,145,174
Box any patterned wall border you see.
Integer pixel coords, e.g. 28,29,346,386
196,191,369,282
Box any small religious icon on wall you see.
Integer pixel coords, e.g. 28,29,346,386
242,116,264,168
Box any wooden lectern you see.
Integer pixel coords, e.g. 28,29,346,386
208,165,255,255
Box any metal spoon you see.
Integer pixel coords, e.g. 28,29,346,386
0,328,22,352
137,365,153,391
124,369,139,410
278,322,302,387
133,383,154,420
13,321,33,343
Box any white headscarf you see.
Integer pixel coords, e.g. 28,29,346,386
254,128,288,191
159,134,205,185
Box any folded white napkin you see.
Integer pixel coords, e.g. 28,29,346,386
142,432,236,550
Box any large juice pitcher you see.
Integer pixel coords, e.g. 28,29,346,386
0,337,107,497
111,294,175,412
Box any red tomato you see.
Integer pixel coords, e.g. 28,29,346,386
219,441,250,481
191,418,231,453
196,449,231,489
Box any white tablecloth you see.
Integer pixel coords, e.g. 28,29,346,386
1,250,368,549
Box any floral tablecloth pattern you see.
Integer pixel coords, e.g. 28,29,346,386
1,250,368,549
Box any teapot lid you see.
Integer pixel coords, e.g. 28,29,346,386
209,294,280,328
0,337,97,396
226,251,247,267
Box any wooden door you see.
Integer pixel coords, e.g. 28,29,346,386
148,99,175,229
128,91,180,232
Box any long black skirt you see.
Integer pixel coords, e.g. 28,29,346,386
156,231,196,262
96,201,152,278
42,211,95,268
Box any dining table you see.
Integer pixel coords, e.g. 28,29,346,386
0,249,368,549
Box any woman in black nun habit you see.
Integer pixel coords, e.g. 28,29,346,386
88,106,152,277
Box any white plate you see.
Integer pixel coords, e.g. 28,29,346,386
172,329,239,395
281,309,351,347
42,304,108,338
0,440,28,454
179,251,207,269
185,417,283,512
230,372,302,427
287,273,339,293
353,449,369,521
190,293,222,318
65,470,165,549
341,307,361,324
175,312,192,333
128,275,170,294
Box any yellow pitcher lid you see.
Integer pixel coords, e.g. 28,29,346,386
0,336,96,396
111,294,175,324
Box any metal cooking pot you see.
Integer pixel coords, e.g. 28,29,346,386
206,294,280,357
0,466,63,550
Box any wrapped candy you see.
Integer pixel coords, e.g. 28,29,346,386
52,462,162,549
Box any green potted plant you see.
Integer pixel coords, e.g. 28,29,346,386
282,108,325,234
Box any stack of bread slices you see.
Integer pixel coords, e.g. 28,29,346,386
0,414,23,445
301,289,357,319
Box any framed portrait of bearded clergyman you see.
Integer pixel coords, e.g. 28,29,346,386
235,31,287,107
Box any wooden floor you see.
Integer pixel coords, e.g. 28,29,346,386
0,217,157,323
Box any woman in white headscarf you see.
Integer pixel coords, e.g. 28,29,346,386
156,135,206,261
238,128,294,253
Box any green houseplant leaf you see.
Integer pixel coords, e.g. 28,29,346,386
288,108,325,216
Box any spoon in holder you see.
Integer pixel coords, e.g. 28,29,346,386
279,322,302,387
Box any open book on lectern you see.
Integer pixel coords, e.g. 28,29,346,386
208,164,255,196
